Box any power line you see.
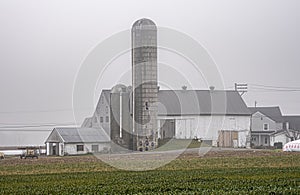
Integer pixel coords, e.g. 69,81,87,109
246,83,300,92
0,107,93,114
249,88,300,92
249,83,300,90
0,122,76,125
0,123,76,129
0,129,53,132
234,83,248,96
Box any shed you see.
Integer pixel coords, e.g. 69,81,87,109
45,127,110,156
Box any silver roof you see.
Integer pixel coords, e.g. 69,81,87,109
158,90,251,116
284,116,300,130
91,89,251,116
46,127,110,143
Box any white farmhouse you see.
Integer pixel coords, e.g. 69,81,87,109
249,106,288,147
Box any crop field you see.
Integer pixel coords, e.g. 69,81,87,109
0,149,300,194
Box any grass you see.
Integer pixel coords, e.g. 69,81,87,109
0,151,300,194
156,139,206,151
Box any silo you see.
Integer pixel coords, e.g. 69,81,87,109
110,85,133,150
132,18,158,151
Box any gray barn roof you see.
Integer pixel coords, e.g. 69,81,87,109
46,127,110,143
95,89,251,116
248,106,284,122
82,89,251,128
158,90,251,116
284,116,300,130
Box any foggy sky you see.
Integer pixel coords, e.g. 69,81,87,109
0,0,300,128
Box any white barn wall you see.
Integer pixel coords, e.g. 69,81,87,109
158,115,251,147
63,143,110,155
80,91,111,135
92,93,111,136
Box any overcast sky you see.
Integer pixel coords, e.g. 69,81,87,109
0,0,299,128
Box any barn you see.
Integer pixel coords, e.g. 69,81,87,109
83,87,252,148
157,89,251,148
45,127,110,156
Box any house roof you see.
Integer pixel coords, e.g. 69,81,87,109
158,90,251,116
46,127,110,143
270,130,286,136
252,131,276,135
248,106,284,122
81,117,92,128
284,116,300,130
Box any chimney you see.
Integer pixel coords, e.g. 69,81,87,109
285,122,289,130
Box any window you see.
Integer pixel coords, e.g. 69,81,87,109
76,145,84,152
100,117,103,123
145,101,149,110
106,116,109,123
263,123,269,130
105,106,109,114
251,137,257,141
92,145,99,152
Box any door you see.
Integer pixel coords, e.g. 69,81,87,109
218,130,238,147
160,119,175,139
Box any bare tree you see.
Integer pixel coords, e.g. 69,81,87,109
283,116,300,141
285,129,300,141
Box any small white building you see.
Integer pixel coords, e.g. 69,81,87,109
270,130,290,147
45,127,110,156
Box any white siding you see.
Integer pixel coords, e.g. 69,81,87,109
91,93,111,136
158,115,251,147
270,133,290,146
63,143,110,155
251,112,277,131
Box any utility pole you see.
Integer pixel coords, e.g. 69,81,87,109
234,83,248,96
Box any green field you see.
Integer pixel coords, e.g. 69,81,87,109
0,150,300,194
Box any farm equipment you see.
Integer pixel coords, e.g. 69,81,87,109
0,152,4,159
19,147,39,159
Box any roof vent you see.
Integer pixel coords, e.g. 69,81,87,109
182,85,187,90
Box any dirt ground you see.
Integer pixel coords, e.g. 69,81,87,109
0,148,299,166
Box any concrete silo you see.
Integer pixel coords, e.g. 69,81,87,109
132,18,158,151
